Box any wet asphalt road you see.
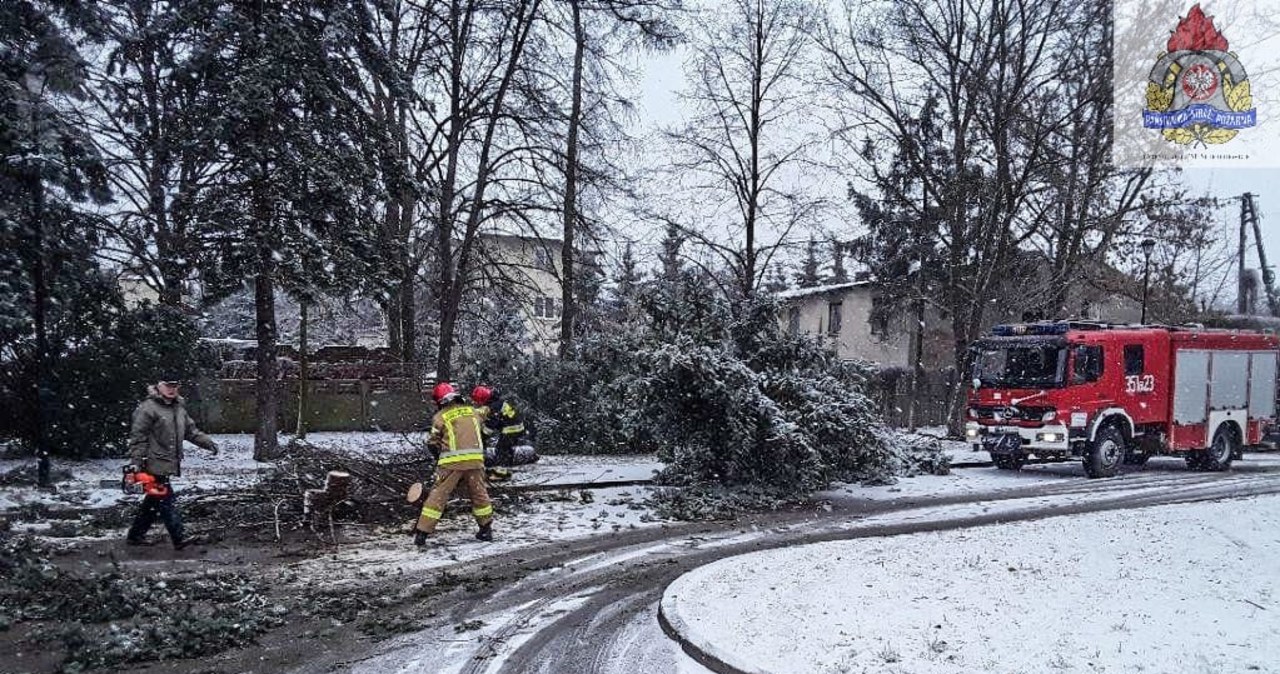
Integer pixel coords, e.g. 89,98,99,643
293,459,1280,674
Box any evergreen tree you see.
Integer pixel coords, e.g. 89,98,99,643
762,265,789,294
189,1,390,460
659,223,685,282
1,0,112,485
797,237,822,287
614,241,643,303
830,239,849,283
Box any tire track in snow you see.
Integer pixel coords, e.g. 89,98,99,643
325,464,1280,674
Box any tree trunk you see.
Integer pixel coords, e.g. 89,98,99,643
399,196,417,363
558,0,585,358
253,246,280,461
382,200,403,357
296,300,309,440
945,304,983,437
434,0,466,383
435,0,541,381
385,295,403,357
907,268,925,432
30,175,51,488
434,227,456,381
436,293,457,382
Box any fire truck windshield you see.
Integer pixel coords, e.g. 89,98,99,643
972,340,1066,388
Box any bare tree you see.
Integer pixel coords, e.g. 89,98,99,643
82,0,221,306
426,0,544,381
1020,0,1152,318
665,0,822,300
553,0,678,356
345,0,436,363
819,0,1150,427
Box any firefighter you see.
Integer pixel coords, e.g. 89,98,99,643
415,382,494,546
471,386,529,467
125,378,219,549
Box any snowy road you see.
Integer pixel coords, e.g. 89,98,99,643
288,458,1280,674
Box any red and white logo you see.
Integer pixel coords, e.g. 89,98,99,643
1180,63,1218,101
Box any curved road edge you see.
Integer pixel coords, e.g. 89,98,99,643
658,589,753,674
653,484,1280,674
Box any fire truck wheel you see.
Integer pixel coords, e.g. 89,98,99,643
1083,425,1125,478
1200,427,1238,472
992,453,1024,470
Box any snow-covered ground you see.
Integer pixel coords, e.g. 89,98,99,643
294,483,671,585
0,432,671,577
662,495,1280,674
0,433,267,512
0,432,662,513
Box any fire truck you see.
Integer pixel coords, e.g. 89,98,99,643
965,321,1280,477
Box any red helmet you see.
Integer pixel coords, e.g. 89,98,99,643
471,386,493,406
432,382,457,405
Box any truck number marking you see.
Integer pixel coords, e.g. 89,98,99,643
1125,374,1156,394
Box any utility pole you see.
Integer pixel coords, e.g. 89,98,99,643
906,254,925,432
1243,193,1280,317
1140,238,1155,324
1239,194,1249,315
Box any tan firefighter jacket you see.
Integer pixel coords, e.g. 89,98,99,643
427,402,485,470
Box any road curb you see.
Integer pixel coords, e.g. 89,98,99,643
657,586,754,674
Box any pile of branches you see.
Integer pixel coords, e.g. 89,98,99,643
0,535,284,671
171,443,433,541
180,439,551,540
267,442,436,524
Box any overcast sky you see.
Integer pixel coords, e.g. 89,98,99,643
631,42,1280,291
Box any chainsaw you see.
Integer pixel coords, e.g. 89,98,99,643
122,466,171,498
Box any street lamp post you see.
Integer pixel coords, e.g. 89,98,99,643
1140,238,1156,324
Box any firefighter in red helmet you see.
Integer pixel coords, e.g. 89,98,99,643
414,382,493,545
471,385,530,469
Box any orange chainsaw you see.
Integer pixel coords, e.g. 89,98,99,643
122,466,170,498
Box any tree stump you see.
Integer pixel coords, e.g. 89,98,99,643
303,471,351,536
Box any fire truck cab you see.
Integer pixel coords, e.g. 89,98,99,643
965,321,1280,478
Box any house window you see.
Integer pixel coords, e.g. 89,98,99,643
870,293,890,338
533,296,559,319
1124,344,1144,376
787,307,801,335
827,301,843,335
534,248,555,271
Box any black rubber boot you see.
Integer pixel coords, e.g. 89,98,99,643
475,524,493,542
414,531,432,547
126,537,155,547
173,535,204,551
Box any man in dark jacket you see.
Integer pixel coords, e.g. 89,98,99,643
125,379,219,549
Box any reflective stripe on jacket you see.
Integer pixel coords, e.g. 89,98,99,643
481,400,526,437
429,403,485,469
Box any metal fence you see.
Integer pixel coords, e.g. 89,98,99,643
866,369,958,429
186,378,430,434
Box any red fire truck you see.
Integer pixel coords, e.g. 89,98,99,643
965,321,1280,477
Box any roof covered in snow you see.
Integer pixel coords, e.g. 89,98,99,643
774,280,872,302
